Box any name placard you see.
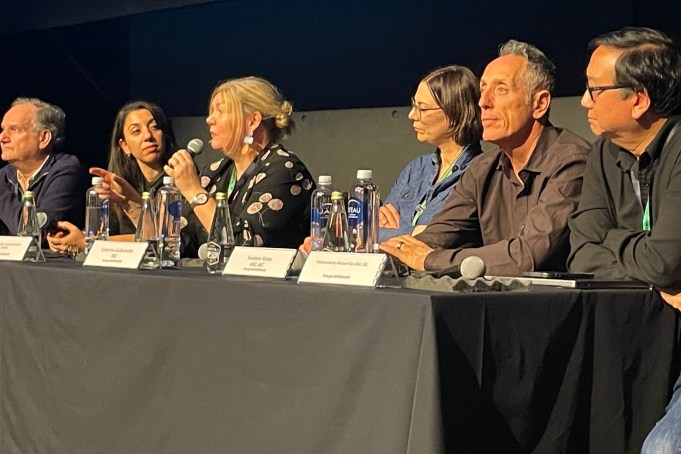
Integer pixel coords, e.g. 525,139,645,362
223,246,298,278
83,240,148,269
0,236,33,261
298,251,387,287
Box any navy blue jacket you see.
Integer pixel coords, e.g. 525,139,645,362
0,152,88,235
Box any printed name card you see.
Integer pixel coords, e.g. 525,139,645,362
0,236,34,261
298,251,387,287
83,241,149,269
223,246,298,278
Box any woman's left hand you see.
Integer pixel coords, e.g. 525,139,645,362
379,203,400,228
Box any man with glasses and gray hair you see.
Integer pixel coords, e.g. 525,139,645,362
566,27,681,453
381,40,590,276
0,97,87,236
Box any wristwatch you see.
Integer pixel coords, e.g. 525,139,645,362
190,192,209,209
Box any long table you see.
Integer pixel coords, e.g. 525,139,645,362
0,261,678,453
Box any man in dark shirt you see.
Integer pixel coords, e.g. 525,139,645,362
0,97,87,235
381,40,590,276
564,27,681,453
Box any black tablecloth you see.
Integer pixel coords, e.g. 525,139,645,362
433,289,680,453
0,261,678,453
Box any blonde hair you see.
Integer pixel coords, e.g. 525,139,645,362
209,76,294,152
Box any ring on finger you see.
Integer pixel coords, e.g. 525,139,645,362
397,240,404,250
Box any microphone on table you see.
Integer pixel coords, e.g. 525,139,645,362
186,138,204,157
37,212,48,229
198,243,208,261
432,256,486,280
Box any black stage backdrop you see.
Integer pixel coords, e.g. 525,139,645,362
0,0,679,169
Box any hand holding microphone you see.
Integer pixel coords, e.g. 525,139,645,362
185,138,204,157
166,138,204,168
165,138,204,192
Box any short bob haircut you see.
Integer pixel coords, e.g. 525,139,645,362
422,65,483,146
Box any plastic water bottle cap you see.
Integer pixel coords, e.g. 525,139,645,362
357,169,372,179
318,175,332,185
163,176,175,185
91,176,103,185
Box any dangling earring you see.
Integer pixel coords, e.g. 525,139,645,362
243,129,254,145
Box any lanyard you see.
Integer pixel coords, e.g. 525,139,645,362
642,197,650,231
411,154,459,226
227,167,237,199
227,143,274,203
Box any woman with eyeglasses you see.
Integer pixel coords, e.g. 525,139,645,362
378,65,483,241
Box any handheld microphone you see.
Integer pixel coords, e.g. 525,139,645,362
186,138,204,157
432,256,486,280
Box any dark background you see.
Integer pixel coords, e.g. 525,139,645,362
1,0,679,169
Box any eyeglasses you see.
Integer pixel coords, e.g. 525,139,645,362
585,83,632,101
410,97,442,118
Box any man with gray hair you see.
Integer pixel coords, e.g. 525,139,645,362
0,97,87,235
382,40,590,275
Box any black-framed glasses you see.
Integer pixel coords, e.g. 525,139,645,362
585,83,632,101
410,97,442,118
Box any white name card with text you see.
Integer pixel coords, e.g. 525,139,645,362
83,241,148,269
0,236,33,261
223,246,298,278
298,251,387,287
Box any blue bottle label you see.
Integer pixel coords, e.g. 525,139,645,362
169,199,182,218
347,199,362,227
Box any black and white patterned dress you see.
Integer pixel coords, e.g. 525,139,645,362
181,142,315,257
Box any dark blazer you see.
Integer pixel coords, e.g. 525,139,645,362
0,152,88,235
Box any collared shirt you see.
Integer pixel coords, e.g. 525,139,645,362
568,116,681,288
0,152,88,235
416,126,590,275
379,143,482,242
16,153,51,190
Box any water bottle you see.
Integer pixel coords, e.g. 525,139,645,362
310,175,333,251
134,191,159,269
348,170,380,253
156,176,182,267
323,191,350,252
241,219,254,247
206,192,235,274
17,190,45,262
84,176,109,254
